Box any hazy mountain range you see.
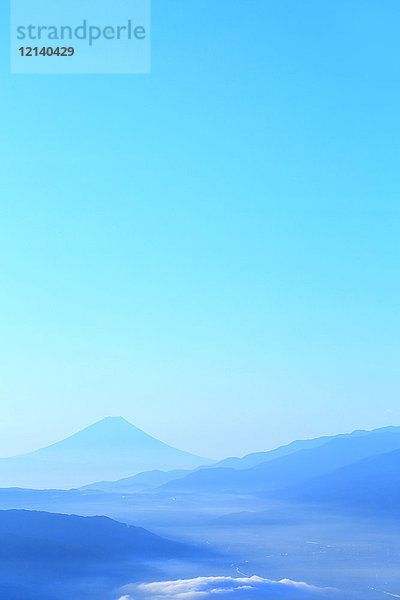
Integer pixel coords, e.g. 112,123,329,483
1,418,400,515
159,425,400,496
214,428,379,470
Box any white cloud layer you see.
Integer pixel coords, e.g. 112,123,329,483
118,574,333,600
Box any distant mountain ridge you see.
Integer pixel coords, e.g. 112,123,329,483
214,428,380,470
160,425,400,495
0,417,214,489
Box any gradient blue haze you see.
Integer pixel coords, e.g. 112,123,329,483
0,0,399,458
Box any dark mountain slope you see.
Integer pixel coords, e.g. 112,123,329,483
0,509,188,561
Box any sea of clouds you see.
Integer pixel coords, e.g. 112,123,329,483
117,574,334,599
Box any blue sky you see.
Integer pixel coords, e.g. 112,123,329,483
1,0,399,458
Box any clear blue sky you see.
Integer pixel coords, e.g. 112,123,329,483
1,0,399,459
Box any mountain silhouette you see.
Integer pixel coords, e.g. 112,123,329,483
0,417,213,489
160,426,400,495
0,509,195,600
214,428,376,470
0,509,189,561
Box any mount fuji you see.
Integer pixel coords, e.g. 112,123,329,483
0,417,214,489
